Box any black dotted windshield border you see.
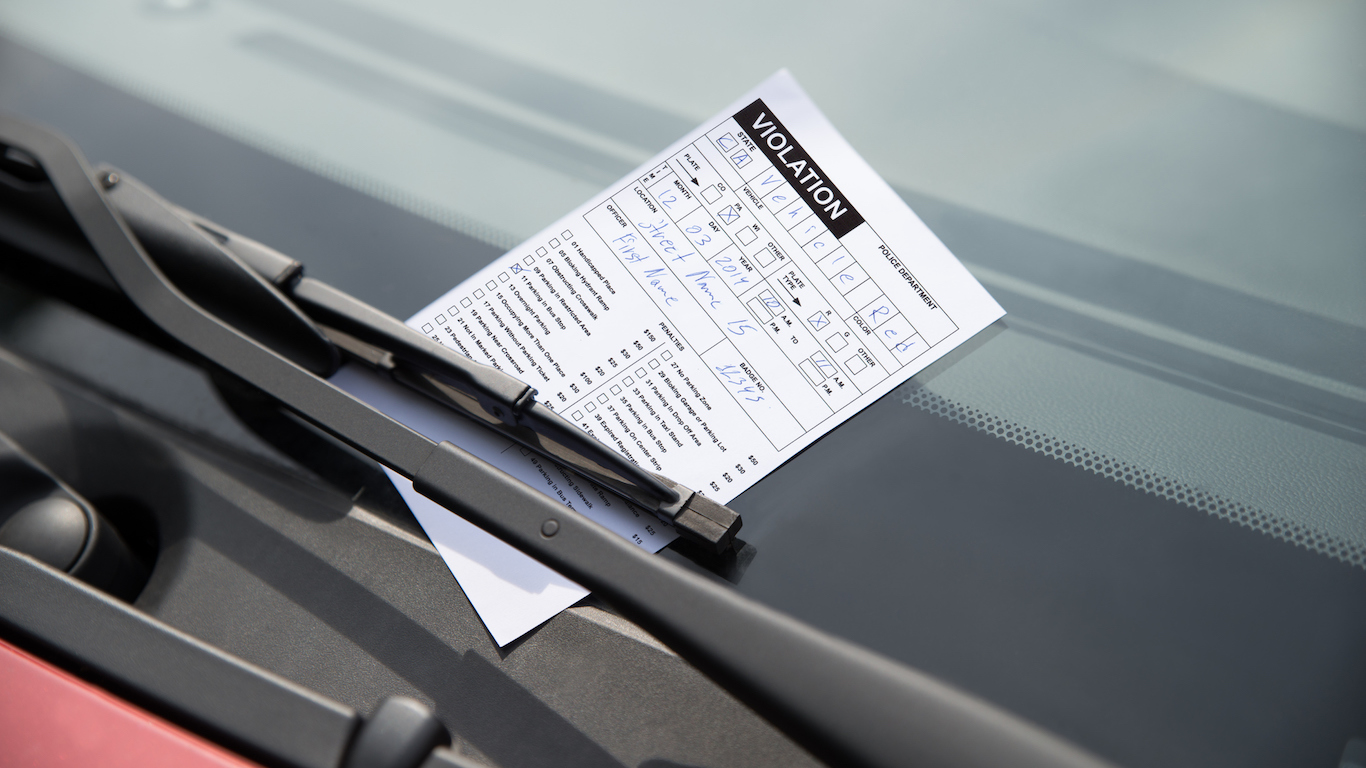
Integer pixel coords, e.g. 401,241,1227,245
901,385,1365,570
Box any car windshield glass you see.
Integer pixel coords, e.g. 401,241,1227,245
2,3,1362,767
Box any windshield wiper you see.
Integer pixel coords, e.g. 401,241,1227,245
0,114,1115,768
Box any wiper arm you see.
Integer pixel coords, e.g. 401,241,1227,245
0,114,1116,768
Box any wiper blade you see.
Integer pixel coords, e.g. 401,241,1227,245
73,163,741,552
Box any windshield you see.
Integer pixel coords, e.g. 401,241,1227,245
1,2,1362,767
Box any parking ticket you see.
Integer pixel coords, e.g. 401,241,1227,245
341,70,1005,645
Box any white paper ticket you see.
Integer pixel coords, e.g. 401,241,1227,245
345,70,1004,645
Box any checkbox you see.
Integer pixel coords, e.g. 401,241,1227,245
737,227,757,245
845,354,867,374
460,297,472,308
586,402,596,412
635,368,646,377
474,289,484,299
447,306,459,315
572,411,583,420
518,446,530,455
701,185,721,204
597,394,608,403
661,351,672,360
649,359,660,369
486,281,497,291
536,247,547,256
499,272,509,282
435,313,446,323
610,385,621,395
827,332,848,352
524,256,534,265
421,323,433,333
561,230,572,239
549,238,560,248
623,376,633,386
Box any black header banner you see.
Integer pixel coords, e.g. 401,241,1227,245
733,99,866,239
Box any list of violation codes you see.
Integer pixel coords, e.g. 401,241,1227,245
411,70,1004,501
359,70,1004,646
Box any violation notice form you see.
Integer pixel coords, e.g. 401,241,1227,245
338,70,1004,645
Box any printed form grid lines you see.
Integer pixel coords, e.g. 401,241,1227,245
372,71,1004,646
